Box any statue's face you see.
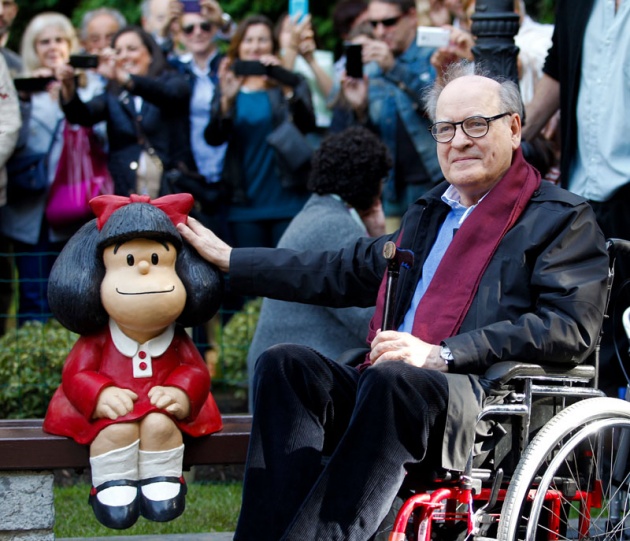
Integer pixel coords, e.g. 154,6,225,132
101,238,186,336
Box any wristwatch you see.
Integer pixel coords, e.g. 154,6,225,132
440,345,454,367
221,12,233,33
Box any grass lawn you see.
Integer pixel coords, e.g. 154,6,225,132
54,481,243,537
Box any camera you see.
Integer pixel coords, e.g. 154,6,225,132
231,60,301,87
13,77,56,93
232,60,268,77
69,54,99,69
416,27,450,49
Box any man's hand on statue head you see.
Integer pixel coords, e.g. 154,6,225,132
93,387,138,420
148,386,191,419
369,330,446,371
177,216,232,273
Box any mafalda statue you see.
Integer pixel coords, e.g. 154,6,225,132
44,193,223,529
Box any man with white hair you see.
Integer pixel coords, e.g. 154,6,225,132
180,62,609,541
79,8,126,56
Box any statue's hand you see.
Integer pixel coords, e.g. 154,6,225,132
93,387,138,420
148,386,191,420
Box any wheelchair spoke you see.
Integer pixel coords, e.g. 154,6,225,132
498,398,630,541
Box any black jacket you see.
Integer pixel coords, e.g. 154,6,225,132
204,77,315,204
231,179,608,372
62,71,193,196
229,178,608,470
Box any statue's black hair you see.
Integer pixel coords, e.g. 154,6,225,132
48,204,223,335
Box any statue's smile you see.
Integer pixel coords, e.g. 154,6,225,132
116,286,175,295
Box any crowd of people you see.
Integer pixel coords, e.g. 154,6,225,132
0,0,626,537
0,0,565,333
0,0,625,397
0,0,557,331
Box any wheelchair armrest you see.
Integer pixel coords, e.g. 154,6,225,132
483,361,595,386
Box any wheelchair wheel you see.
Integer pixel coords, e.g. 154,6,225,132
497,397,630,540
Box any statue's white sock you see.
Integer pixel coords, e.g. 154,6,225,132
139,444,185,501
90,440,140,506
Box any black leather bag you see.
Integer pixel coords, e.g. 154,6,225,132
266,120,313,175
6,118,62,204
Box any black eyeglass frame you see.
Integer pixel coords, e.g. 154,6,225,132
428,112,512,143
181,21,214,35
369,15,404,28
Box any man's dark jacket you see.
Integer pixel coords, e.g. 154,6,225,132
230,176,608,469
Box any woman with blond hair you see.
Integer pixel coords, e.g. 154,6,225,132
0,12,89,325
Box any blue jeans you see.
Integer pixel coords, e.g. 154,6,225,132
235,344,449,541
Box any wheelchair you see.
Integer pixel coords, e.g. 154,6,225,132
383,238,630,541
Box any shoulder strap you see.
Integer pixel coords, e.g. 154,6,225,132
118,92,151,150
47,118,64,155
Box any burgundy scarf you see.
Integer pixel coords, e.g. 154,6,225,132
367,147,541,345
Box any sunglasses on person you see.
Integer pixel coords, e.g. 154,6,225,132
181,21,213,35
369,15,403,28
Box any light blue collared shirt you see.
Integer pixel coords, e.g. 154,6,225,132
188,54,227,184
569,0,630,201
398,185,478,333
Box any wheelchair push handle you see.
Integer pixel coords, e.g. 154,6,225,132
382,242,414,331
607,238,630,257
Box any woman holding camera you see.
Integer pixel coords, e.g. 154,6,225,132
56,25,194,198
0,12,92,325
205,14,315,249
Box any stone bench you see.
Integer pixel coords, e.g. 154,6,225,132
0,415,252,540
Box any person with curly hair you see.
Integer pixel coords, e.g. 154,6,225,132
245,125,391,411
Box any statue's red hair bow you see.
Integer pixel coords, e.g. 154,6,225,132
90,194,194,230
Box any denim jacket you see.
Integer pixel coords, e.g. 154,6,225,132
332,42,442,203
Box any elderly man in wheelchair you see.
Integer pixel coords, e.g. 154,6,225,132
179,60,629,540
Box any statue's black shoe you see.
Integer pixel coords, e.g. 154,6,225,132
88,479,139,530
139,475,187,522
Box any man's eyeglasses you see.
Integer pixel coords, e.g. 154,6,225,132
369,15,403,28
182,21,213,35
428,113,511,143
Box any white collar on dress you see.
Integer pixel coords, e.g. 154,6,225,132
109,318,175,357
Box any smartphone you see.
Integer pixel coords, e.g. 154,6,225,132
13,76,56,93
232,60,268,77
288,0,309,22
69,54,99,69
267,65,301,87
181,0,201,13
416,26,450,48
344,43,363,79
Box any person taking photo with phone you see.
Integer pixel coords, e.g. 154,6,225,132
276,12,335,141
169,0,229,236
331,0,442,231
55,26,194,199
1,12,87,326
204,14,315,251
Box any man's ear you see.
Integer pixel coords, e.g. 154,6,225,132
511,113,522,150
